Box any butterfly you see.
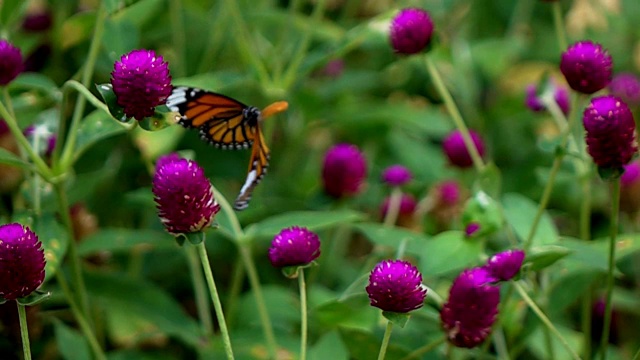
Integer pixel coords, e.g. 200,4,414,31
166,86,288,210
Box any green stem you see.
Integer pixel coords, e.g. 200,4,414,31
400,336,447,360
225,256,245,327
211,185,244,239
281,0,328,90
299,269,308,360
17,303,32,360
196,241,235,360
55,272,106,360
514,282,581,360
551,1,568,51
58,6,107,172
376,321,394,360
493,327,511,360
54,183,90,323
0,97,52,179
383,187,403,227
580,175,592,241
424,55,485,173
632,346,640,360
187,245,214,336
581,289,592,360
600,179,620,360
2,87,15,119
238,243,279,360
273,0,303,82
169,0,186,76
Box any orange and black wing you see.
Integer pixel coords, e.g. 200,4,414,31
234,126,270,210
166,86,256,149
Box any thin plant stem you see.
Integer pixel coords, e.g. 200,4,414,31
298,269,308,360
581,289,592,360
514,282,581,360
273,0,303,82
196,241,235,360
197,2,227,74
551,1,568,51
169,0,186,77
0,98,52,179
376,320,394,360
383,187,403,227
580,175,592,240
282,0,328,90
424,55,485,173
600,179,620,360
632,346,640,360
58,5,107,172
55,272,106,360
2,88,15,119
211,184,244,238
493,327,511,360
238,243,279,360
225,256,245,327
17,303,32,360
400,335,447,360
54,183,90,323
187,246,213,336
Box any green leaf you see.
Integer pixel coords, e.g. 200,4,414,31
54,320,91,360
475,162,502,198
62,11,97,49
102,18,139,56
547,269,603,319
415,231,484,277
85,271,202,347
0,148,32,170
0,0,27,30
74,110,128,161
17,290,51,306
112,0,165,28
33,213,70,283
77,228,175,256
352,222,428,249
245,210,364,239
382,311,410,328
526,245,572,272
309,331,349,360
502,193,559,246
559,237,609,272
95,83,130,122
11,73,61,100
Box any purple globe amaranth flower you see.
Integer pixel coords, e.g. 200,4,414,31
609,73,640,107
380,193,417,217
560,41,612,94
390,8,434,55
268,227,321,268
0,40,24,86
152,157,220,235
156,152,183,169
366,259,427,313
484,249,525,281
583,95,637,172
464,222,481,237
442,130,485,168
24,125,56,157
621,161,640,187
525,83,570,116
322,143,367,198
21,10,52,32
0,223,46,301
381,164,412,186
441,267,500,348
111,49,172,120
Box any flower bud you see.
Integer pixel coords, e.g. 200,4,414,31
389,8,434,55
560,41,612,94
268,227,321,268
322,143,367,198
366,260,427,313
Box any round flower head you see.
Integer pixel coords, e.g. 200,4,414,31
111,49,172,120
484,249,525,281
156,152,183,169
390,8,434,55
268,227,321,268
560,41,612,94
381,164,412,186
0,223,46,300
152,157,220,235
366,260,427,313
24,125,56,157
322,143,367,198
21,11,52,32
583,95,637,171
442,130,485,168
464,222,481,237
440,267,500,348
0,40,24,85
380,193,417,217
621,161,640,187
608,73,640,107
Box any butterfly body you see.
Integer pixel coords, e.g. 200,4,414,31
166,86,286,211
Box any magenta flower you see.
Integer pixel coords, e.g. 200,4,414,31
442,130,485,168
583,95,637,172
389,8,434,55
441,267,500,348
268,227,321,268
0,40,23,86
484,249,525,281
156,152,183,169
366,260,427,313
380,193,417,217
621,161,640,187
322,143,367,198
21,11,52,32
560,41,612,94
381,164,412,186
464,222,481,237
152,157,220,235
111,49,172,120
0,223,46,301
24,125,56,157
608,73,640,107
525,83,570,116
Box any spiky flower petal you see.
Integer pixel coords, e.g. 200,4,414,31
0,223,46,300
560,41,612,94
484,249,525,281
366,260,427,313
268,227,321,268
0,40,23,86
389,8,434,55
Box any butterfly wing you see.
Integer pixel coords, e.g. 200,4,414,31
234,126,270,210
166,87,255,149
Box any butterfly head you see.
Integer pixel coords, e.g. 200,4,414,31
243,106,261,126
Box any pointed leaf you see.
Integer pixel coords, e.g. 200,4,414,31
77,228,175,256
0,148,32,170
54,320,91,360
415,231,484,276
74,109,128,161
353,222,428,249
502,193,559,246
246,210,364,239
